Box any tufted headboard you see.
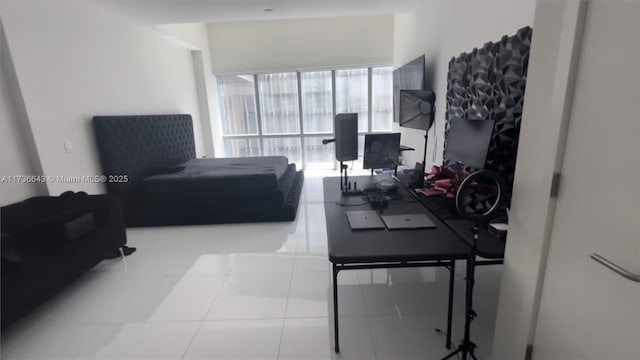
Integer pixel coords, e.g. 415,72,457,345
93,114,196,193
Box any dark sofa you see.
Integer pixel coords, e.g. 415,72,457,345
1,192,127,330
92,114,304,227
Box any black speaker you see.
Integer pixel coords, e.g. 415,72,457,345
334,113,358,161
409,162,425,188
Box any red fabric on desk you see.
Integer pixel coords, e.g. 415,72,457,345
418,165,468,198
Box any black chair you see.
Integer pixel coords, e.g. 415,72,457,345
1,193,129,329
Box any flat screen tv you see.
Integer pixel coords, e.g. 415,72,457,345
393,55,426,123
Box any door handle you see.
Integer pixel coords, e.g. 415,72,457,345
591,253,640,283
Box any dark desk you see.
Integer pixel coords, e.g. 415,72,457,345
407,188,506,259
324,175,505,353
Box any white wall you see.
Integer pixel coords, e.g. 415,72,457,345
156,23,224,157
0,0,203,195
530,2,640,357
392,0,536,167
0,17,46,204
207,15,394,75
493,1,589,358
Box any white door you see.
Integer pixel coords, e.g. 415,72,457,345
532,2,640,359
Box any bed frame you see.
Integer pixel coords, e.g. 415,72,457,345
93,114,304,227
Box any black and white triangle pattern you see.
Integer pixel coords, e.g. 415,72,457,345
444,26,533,203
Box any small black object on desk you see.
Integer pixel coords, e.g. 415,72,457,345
365,191,388,210
340,172,362,196
397,145,416,175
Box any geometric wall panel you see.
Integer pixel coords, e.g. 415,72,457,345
444,26,533,202
444,52,472,158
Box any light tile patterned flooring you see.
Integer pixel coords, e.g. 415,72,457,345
1,172,503,359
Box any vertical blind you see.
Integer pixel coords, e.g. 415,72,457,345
217,67,393,170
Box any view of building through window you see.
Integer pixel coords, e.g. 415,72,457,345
217,67,393,169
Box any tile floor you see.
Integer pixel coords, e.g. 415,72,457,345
1,172,503,360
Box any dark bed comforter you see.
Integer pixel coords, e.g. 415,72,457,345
140,156,290,193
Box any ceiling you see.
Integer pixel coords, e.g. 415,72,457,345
93,0,420,25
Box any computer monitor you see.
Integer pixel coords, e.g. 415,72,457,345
363,133,401,170
443,119,495,169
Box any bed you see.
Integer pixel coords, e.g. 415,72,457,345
92,114,304,227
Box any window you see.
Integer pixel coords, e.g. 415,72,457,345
335,68,369,131
217,66,393,170
304,136,335,170
217,75,258,136
262,137,302,166
372,67,393,131
301,71,332,134
258,72,300,135
223,138,260,157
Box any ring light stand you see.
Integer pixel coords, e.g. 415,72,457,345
408,109,435,189
443,170,504,360
398,90,435,188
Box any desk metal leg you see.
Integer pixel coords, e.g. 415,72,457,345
446,260,456,349
332,263,340,353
